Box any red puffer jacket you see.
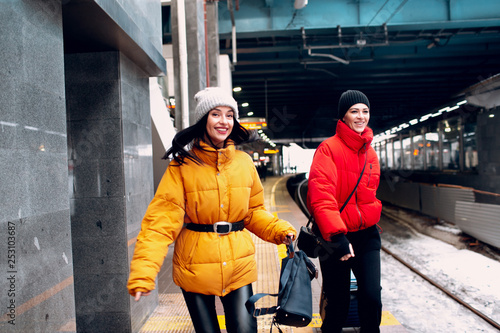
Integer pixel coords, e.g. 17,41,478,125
307,120,382,241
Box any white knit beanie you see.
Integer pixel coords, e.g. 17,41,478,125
194,87,239,123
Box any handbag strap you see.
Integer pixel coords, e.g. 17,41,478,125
340,148,368,213
306,147,368,228
245,244,296,317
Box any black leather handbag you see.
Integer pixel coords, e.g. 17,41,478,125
297,155,367,258
297,216,331,258
245,243,318,331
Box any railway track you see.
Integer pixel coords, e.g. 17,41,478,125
380,211,500,332
294,178,500,331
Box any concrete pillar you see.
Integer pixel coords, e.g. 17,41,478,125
207,1,220,87
0,2,76,332
65,52,155,333
171,0,210,127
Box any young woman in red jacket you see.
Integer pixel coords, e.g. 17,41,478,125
307,90,382,333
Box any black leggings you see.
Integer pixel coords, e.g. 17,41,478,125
320,225,382,333
181,284,257,333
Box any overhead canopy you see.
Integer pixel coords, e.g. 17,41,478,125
204,0,500,147
63,0,166,77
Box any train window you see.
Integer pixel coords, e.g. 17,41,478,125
442,118,460,170
425,129,440,171
386,139,394,169
463,113,478,171
413,134,424,170
394,139,402,169
374,108,478,173
402,136,412,170
374,143,380,161
377,142,386,170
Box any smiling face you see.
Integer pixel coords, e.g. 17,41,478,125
205,106,234,148
342,103,370,134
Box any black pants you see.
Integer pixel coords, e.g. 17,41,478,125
320,225,382,333
181,284,257,333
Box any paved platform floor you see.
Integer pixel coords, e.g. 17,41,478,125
139,176,407,332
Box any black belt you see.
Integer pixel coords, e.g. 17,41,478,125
185,220,245,235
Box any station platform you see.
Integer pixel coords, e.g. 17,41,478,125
138,176,406,333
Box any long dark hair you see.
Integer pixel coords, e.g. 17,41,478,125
162,113,257,165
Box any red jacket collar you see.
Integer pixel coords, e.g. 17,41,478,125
336,120,373,152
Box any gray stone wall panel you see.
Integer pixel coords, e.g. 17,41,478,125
67,119,123,161
0,3,74,329
69,197,126,238
66,50,155,332
119,54,156,332
65,82,121,121
110,0,162,53
2,211,73,299
69,158,125,199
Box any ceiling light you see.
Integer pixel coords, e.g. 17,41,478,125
233,87,242,92
420,114,431,122
242,102,249,107
294,0,308,10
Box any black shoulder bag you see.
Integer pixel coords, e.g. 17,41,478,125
245,243,318,332
297,152,368,258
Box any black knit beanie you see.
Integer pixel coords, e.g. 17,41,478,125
337,90,370,120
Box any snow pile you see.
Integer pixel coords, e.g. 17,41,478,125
380,217,500,332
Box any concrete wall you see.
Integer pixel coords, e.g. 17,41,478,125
65,51,156,333
113,0,163,53
170,0,208,129
0,0,165,332
0,1,76,332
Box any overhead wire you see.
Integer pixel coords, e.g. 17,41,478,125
366,0,391,27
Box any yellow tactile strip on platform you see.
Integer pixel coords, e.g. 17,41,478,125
139,293,192,332
138,177,401,332
138,236,299,332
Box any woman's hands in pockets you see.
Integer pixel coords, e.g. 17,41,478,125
330,233,355,261
340,243,355,261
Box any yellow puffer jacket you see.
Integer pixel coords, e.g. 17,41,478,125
127,141,296,297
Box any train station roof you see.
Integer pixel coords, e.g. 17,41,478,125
167,0,500,148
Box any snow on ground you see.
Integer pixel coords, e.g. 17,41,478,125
379,216,500,332
433,223,463,235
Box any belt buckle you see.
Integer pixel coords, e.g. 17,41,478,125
213,221,232,235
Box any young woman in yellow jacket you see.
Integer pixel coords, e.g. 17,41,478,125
127,87,296,333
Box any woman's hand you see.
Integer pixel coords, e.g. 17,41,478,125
134,291,152,301
340,243,355,261
283,233,295,245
